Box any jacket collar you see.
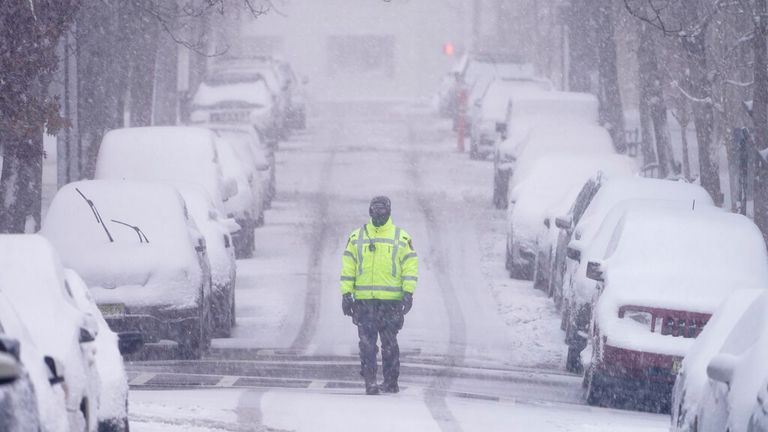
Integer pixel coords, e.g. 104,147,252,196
367,217,394,235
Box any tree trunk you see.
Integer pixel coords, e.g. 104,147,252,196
638,78,657,168
752,0,768,242
0,132,43,233
638,22,676,177
680,3,723,205
680,119,692,180
566,0,598,92
128,5,160,127
594,0,626,152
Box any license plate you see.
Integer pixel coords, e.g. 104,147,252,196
211,111,249,123
98,303,125,316
671,359,682,374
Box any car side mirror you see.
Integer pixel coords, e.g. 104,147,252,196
0,352,21,384
44,355,66,385
496,122,508,140
117,331,144,355
707,353,737,385
221,178,238,201
0,336,21,361
586,261,604,282
566,246,581,263
543,217,551,229
79,326,97,344
555,216,573,231
221,218,241,234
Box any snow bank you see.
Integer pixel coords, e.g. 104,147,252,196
41,180,203,309
95,126,226,207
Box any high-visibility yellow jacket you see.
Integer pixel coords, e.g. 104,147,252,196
340,218,418,300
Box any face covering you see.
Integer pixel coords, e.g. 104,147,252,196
369,196,391,227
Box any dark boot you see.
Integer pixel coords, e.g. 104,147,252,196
380,381,399,393
365,378,380,395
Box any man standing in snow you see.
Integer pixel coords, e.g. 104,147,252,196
340,196,419,395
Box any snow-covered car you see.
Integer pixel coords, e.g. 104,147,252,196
207,123,275,208
63,269,130,432
556,178,713,308
214,135,262,258
505,154,634,280
177,185,238,337
0,287,71,432
492,91,600,208
532,168,634,295
583,207,768,412
41,180,214,359
0,235,100,431
95,126,237,208
190,74,281,145
468,77,552,159
559,180,714,372
671,288,766,432
0,334,39,432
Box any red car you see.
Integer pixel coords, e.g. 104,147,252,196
583,206,768,413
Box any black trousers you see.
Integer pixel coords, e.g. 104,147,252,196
353,299,404,384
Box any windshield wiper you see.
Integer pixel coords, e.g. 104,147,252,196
110,219,150,243
75,188,114,242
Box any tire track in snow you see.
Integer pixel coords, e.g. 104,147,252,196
289,126,339,352
407,125,467,432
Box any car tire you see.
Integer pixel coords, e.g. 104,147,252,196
566,344,583,374
533,254,548,292
584,365,607,407
230,290,236,328
508,259,528,280
505,240,512,271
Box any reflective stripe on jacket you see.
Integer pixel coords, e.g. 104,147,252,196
339,218,418,300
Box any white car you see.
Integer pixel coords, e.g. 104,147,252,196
64,270,131,432
0,235,100,431
41,180,214,359
505,154,634,280
208,124,275,208
191,69,281,145
468,77,552,159
492,91,600,208
583,207,768,411
214,135,262,258
0,288,69,432
177,185,238,337
671,288,766,432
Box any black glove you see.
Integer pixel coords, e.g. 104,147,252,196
401,292,413,315
342,293,354,316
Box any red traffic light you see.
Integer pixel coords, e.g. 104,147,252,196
443,42,455,56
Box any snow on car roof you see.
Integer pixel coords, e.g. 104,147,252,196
509,91,599,124
575,177,715,244
602,207,768,313
40,180,202,307
95,126,225,204
510,154,638,246
193,79,273,108
511,122,617,190
480,80,552,122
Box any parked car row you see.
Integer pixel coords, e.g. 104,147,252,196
438,58,768,424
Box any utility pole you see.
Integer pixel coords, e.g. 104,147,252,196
473,0,482,49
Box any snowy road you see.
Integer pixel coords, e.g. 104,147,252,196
126,102,668,431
